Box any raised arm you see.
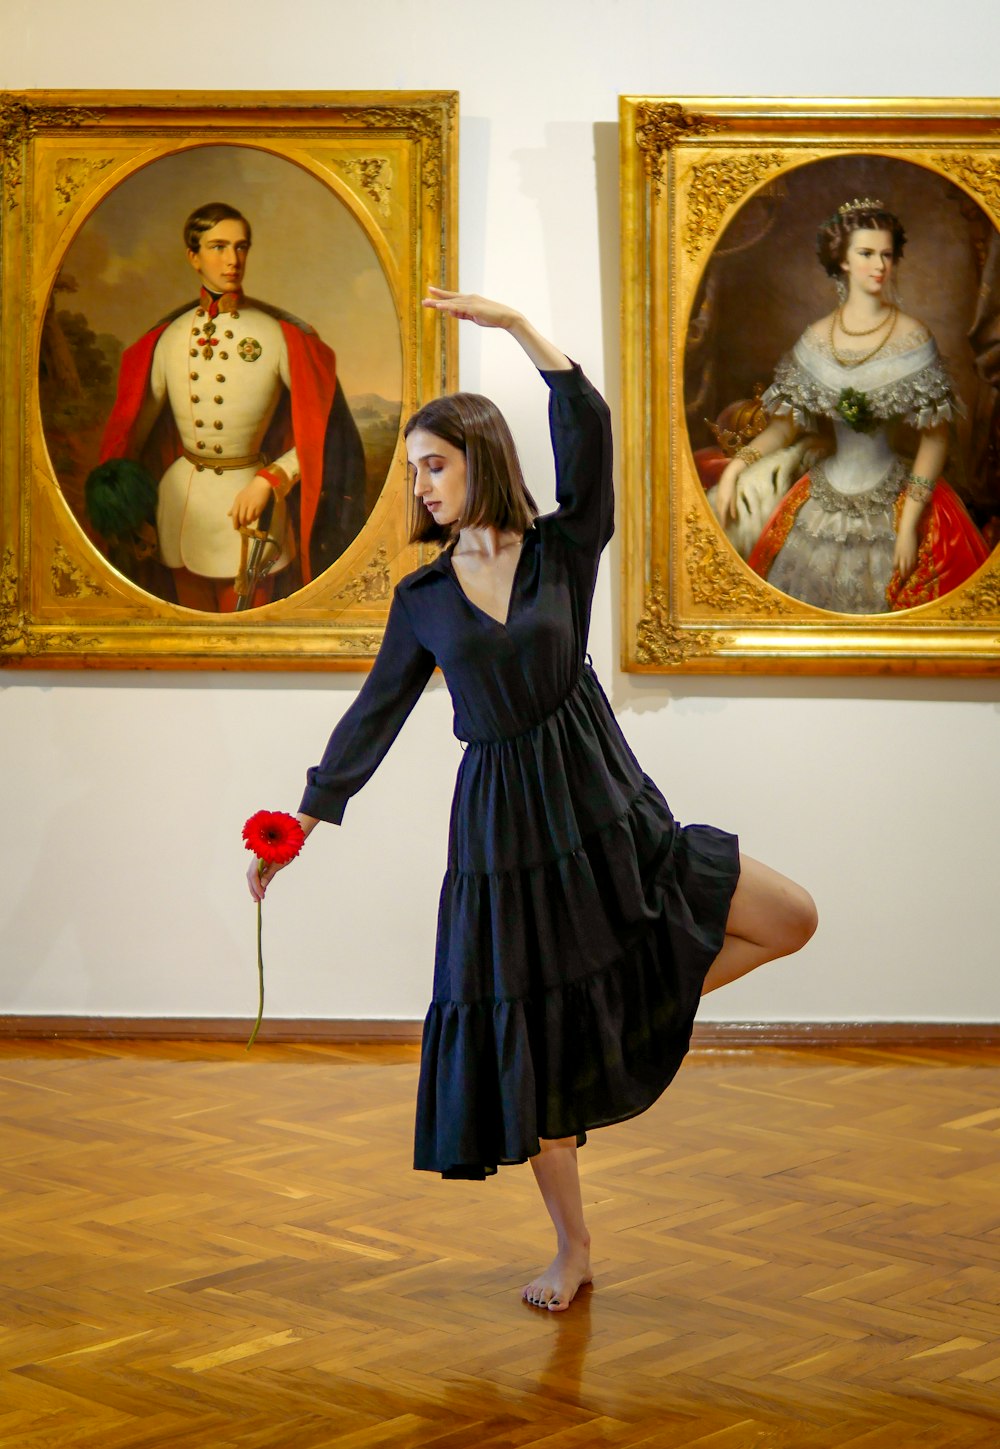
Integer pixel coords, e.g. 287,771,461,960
422,289,612,552
543,365,613,552
422,288,571,371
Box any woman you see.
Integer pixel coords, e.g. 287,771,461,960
250,291,817,1311
712,201,989,612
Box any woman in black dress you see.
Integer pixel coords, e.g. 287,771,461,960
249,291,818,1312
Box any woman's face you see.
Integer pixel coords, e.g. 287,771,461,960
407,428,468,528
841,228,895,298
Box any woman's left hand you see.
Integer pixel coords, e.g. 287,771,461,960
422,287,522,330
893,523,920,580
425,288,570,372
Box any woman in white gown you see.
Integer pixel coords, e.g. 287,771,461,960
712,200,989,613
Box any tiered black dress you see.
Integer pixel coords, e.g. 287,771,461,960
301,365,741,1180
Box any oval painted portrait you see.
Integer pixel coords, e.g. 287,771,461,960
685,154,999,615
40,144,402,612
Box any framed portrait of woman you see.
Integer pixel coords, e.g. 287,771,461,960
0,91,456,669
619,97,1000,674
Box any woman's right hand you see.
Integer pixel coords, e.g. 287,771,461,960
246,812,317,904
247,856,292,904
713,459,744,526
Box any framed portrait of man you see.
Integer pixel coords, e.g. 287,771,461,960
0,91,456,668
619,97,1000,675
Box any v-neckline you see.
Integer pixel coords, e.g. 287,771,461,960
448,532,531,631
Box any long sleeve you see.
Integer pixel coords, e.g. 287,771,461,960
542,363,614,555
300,587,436,824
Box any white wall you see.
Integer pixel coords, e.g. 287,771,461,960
3,0,998,1024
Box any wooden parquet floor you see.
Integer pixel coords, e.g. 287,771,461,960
1,1039,999,1448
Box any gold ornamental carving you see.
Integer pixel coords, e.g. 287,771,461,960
937,564,1000,619
340,101,454,207
684,507,796,616
332,543,391,605
935,154,1000,219
634,102,720,198
338,157,393,217
339,632,382,654
682,153,786,259
54,156,114,214
635,568,729,665
0,99,99,211
0,549,25,652
50,542,108,600
0,548,100,658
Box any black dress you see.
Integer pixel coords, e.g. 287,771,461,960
301,365,741,1180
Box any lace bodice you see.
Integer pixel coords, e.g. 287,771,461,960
761,326,958,434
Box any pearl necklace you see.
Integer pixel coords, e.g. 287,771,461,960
836,303,896,337
830,307,898,368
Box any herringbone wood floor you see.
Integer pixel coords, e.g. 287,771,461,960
1,1040,999,1448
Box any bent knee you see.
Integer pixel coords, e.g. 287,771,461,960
780,884,818,953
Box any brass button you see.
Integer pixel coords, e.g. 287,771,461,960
214,395,223,404
214,466,224,475
214,444,223,454
215,373,225,382
196,441,206,450
189,348,198,357
213,420,223,430
224,330,233,339
191,394,200,403
195,463,205,472
190,371,199,380
219,351,229,360
231,310,240,319
196,308,205,317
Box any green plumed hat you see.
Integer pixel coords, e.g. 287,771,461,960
85,458,159,537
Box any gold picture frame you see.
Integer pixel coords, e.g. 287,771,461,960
620,96,1000,674
0,90,457,669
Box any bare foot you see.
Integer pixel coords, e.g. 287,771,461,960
522,1242,592,1312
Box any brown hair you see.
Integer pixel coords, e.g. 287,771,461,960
403,392,538,544
184,202,252,253
816,204,906,277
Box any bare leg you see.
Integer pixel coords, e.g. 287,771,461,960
702,852,817,995
523,1137,593,1312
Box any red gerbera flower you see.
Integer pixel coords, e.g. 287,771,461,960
241,810,306,1050
242,810,306,866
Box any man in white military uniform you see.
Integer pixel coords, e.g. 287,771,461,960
96,202,365,611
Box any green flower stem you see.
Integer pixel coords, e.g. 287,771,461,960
246,862,265,1050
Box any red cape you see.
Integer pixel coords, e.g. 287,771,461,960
99,310,338,584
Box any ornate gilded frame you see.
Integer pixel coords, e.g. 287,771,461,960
620,97,1000,674
0,91,457,669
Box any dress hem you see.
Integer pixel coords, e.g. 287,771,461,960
414,819,741,1180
